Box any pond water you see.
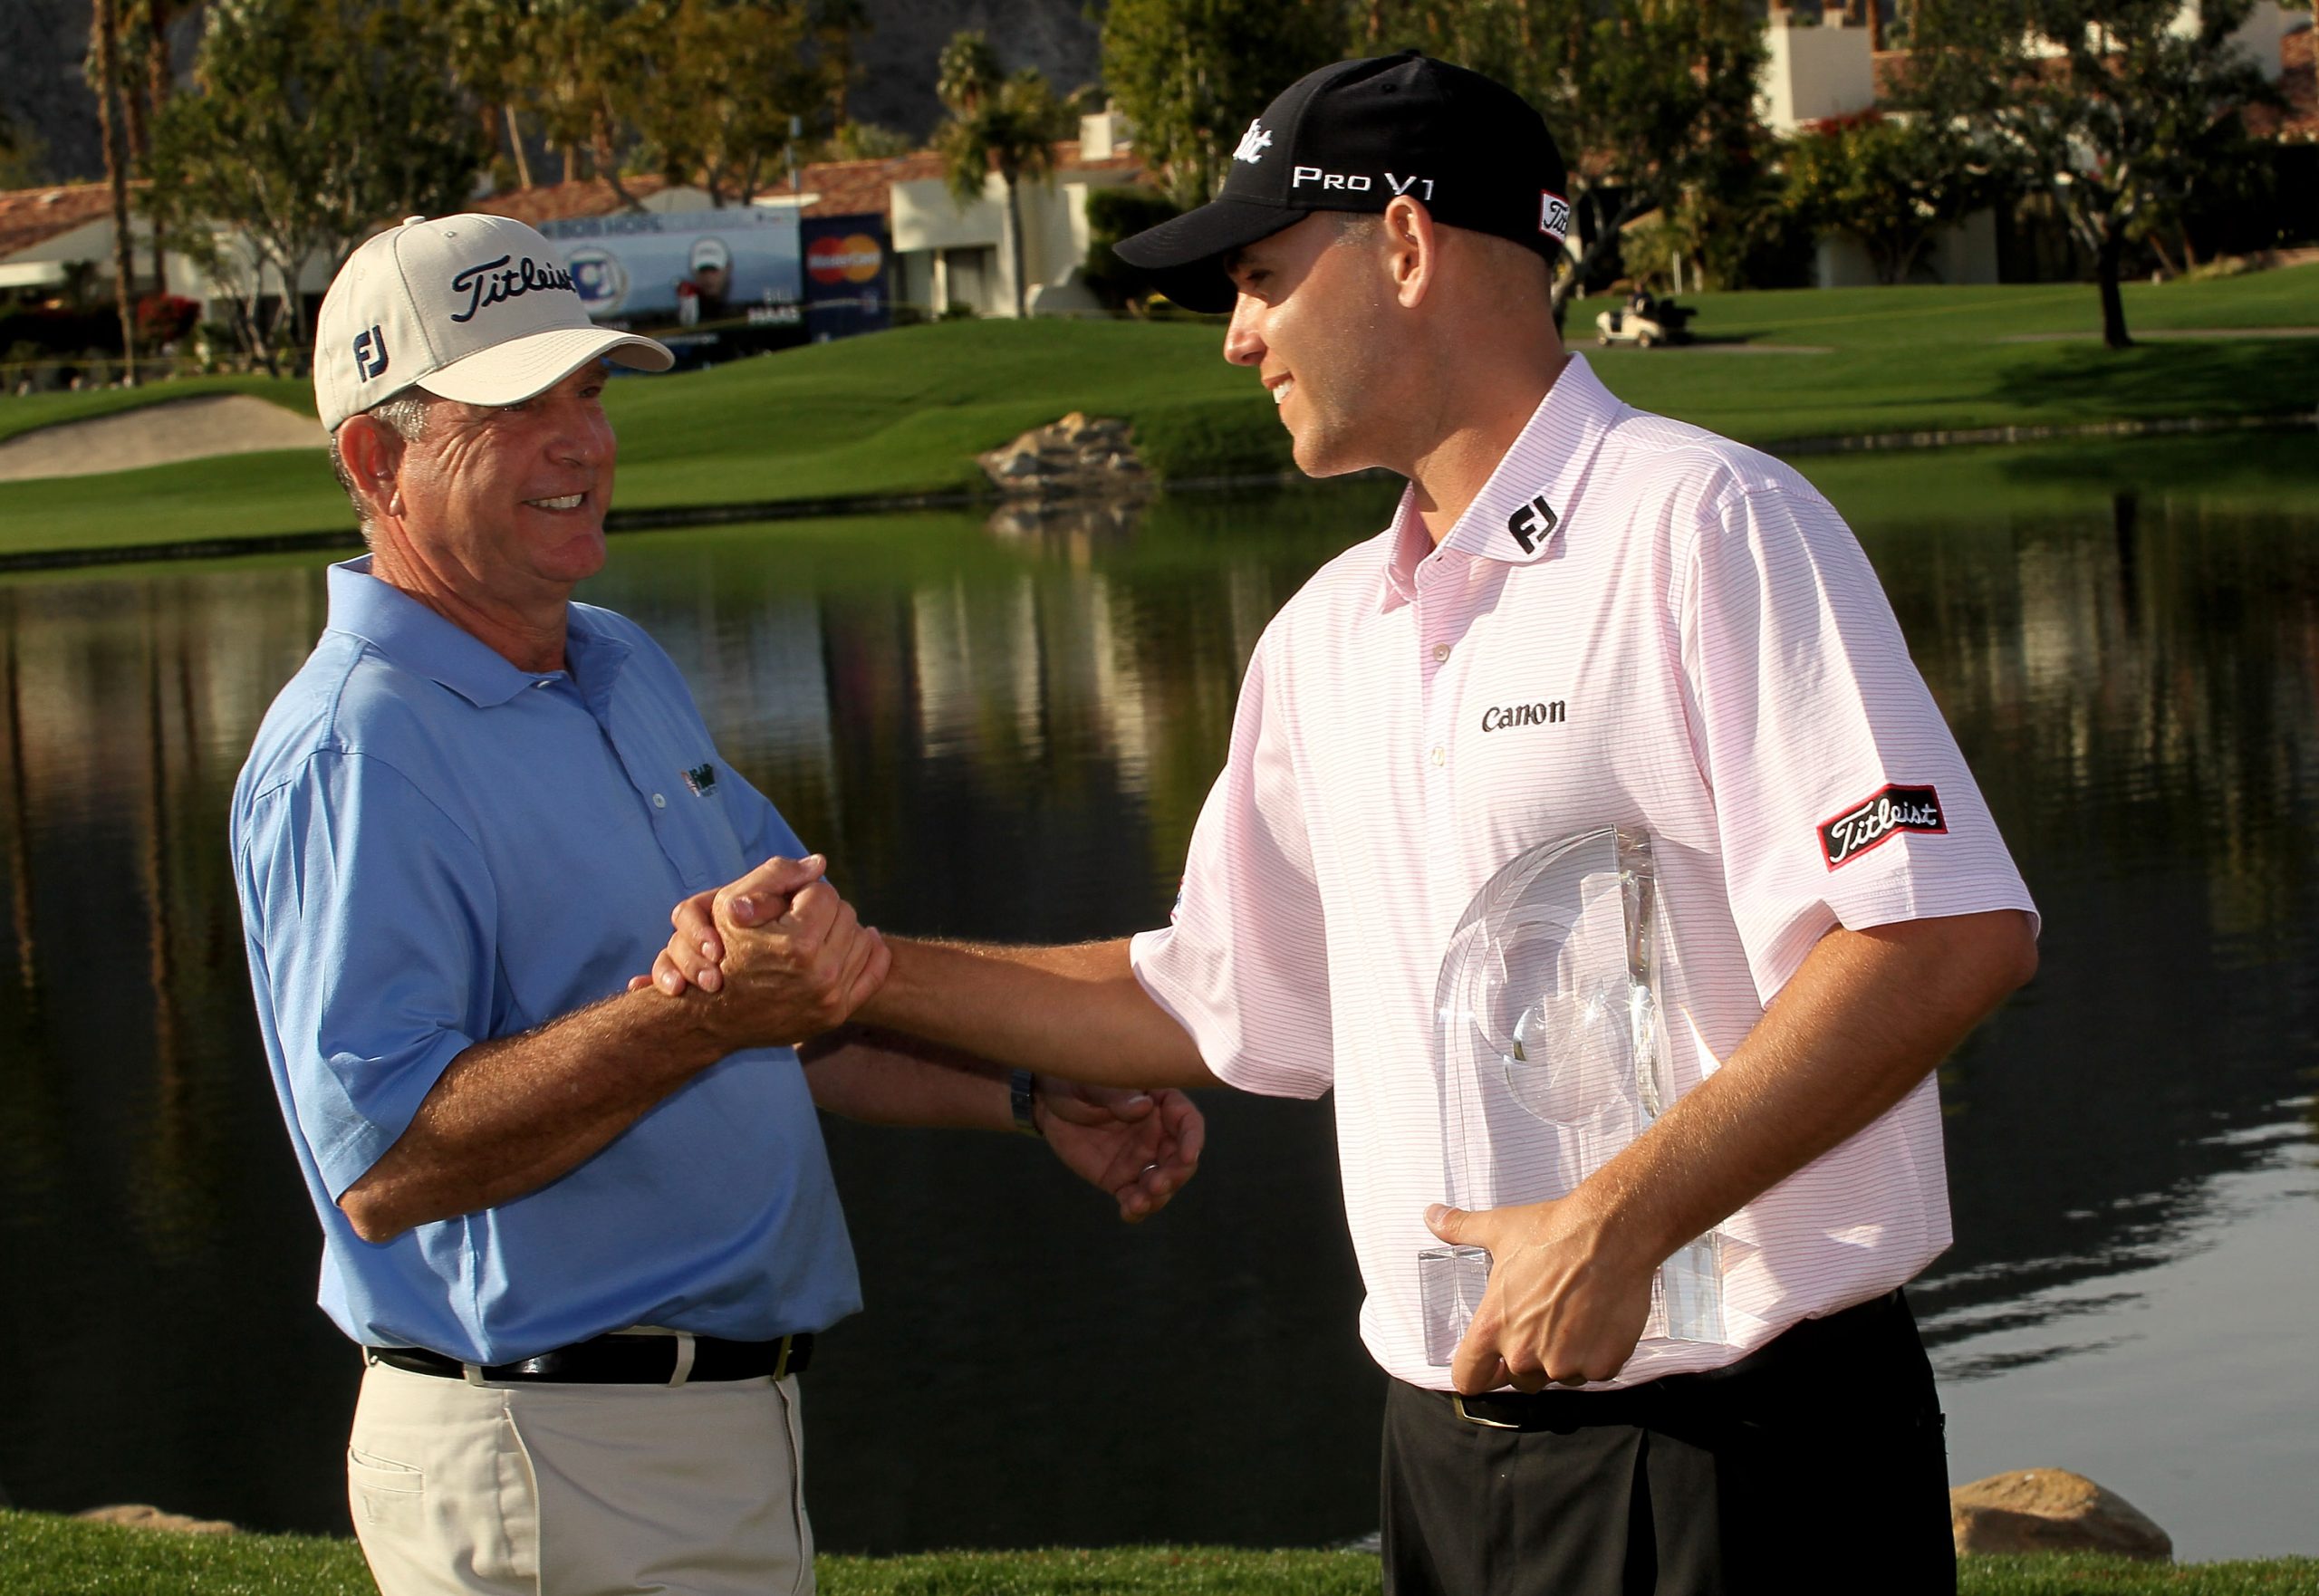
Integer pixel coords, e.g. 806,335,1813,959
0,432,2314,1560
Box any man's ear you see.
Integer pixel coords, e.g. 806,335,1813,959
337,413,405,524
1383,196,1438,309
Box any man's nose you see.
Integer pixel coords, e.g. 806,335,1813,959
552,405,613,466
1222,295,1265,367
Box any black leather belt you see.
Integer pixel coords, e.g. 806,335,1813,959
369,1331,813,1385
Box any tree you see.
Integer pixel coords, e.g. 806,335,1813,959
933,32,1072,319
0,116,43,188
429,0,540,188
86,0,142,381
1543,3,1769,312
1351,0,1771,313
616,0,835,207
1100,0,1342,208
1784,110,2001,284
512,0,630,187
145,0,484,370
1907,0,2276,347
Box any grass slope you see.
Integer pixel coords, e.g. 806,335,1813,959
4,1514,2315,1596
0,266,2310,561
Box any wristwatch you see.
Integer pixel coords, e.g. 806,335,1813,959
1008,1068,1043,1139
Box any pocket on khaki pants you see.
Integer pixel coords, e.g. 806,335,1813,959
348,1447,424,1531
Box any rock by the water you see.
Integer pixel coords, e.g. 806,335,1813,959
1949,1468,2170,1561
977,415,1145,496
75,1503,238,1535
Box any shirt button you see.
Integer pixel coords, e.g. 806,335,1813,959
1432,644,1449,662
1430,746,1446,766
652,793,668,808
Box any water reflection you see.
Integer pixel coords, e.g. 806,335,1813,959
0,437,2314,1554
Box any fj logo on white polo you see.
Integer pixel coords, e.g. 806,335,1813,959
1507,493,1559,553
1234,119,1274,163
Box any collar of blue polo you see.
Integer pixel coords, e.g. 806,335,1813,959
323,556,626,709
1378,352,1625,611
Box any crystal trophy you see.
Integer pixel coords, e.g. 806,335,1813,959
1422,827,1730,1366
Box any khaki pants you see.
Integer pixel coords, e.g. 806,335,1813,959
348,1352,813,1596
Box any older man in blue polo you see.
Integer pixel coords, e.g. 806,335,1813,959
232,214,1201,1596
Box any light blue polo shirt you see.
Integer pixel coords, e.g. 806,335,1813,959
232,557,861,1364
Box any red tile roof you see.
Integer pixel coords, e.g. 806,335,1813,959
469,175,675,226
464,142,1149,230
2264,25,2316,141
0,182,129,260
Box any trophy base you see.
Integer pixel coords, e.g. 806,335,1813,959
1418,1233,1730,1369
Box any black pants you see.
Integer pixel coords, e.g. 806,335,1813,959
1380,1291,1956,1596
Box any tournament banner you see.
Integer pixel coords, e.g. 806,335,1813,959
800,214,891,341
536,207,803,334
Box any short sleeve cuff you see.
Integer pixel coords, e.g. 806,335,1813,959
1130,926,1333,1101
310,1026,476,1201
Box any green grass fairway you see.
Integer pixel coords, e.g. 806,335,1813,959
4,1512,2315,1595
0,265,2311,563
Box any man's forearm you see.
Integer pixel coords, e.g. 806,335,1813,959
1578,908,2040,1274
800,1024,1013,1130
336,986,732,1243
859,937,1219,1091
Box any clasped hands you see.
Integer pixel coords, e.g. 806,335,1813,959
630,855,1201,1224
624,851,887,1043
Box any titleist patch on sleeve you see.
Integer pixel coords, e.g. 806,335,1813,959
1818,784,1947,869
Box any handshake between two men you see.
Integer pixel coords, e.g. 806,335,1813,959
625,852,1205,1226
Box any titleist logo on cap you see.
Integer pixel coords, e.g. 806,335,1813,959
448,254,579,323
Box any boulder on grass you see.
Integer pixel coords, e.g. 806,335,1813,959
977,416,1145,496
1949,1469,2170,1561
75,1503,238,1535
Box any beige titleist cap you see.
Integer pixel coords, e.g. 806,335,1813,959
313,213,673,432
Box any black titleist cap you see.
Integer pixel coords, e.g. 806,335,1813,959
1114,52,1570,314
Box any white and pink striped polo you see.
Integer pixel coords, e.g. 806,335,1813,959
1130,354,2036,1392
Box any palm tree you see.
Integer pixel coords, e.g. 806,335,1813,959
87,0,140,384
934,31,1068,320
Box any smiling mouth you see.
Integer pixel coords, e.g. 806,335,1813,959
1267,376,1294,408
524,493,587,512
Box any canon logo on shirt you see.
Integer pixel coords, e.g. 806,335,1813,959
1480,700,1566,732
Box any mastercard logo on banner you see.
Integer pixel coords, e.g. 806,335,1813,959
807,234,884,285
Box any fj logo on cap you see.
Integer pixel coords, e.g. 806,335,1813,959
351,324,389,381
1234,119,1274,163
1818,784,1946,869
1506,493,1559,553
1540,192,1571,244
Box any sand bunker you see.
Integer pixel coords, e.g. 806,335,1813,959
0,394,323,483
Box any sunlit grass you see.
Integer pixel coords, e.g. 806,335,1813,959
5,1510,2316,1595
0,265,2311,563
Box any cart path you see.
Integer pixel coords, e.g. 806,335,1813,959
0,394,322,483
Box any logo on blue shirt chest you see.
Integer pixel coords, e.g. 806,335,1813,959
682,763,717,796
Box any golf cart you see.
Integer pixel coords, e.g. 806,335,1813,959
1595,290,1695,349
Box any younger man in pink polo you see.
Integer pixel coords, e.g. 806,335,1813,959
667,53,2037,1594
